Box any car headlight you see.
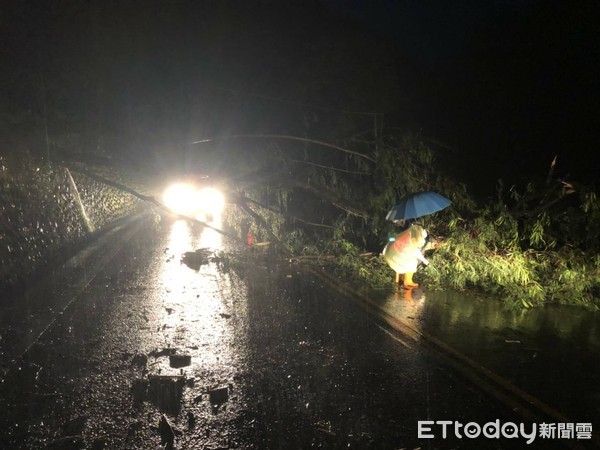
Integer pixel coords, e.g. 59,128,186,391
163,184,225,219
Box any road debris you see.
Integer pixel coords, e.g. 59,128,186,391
63,415,88,436
131,378,148,405
148,375,185,414
181,248,213,270
169,354,192,368
149,347,178,358
90,436,109,449
131,353,148,367
209,386,229,405
186,411,196,428
158,414,175,449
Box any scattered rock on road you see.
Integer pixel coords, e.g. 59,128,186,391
169,354,191,368
148,375,185,414
158,414,175,448
209,386,229,405
131,353,148,367
131,378,149,405
181,248,213,270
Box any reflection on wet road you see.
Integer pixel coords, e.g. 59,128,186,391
159,219,235,372
377,288,600,427
0,214,597,449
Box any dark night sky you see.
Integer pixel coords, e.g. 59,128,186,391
1,0,598,195
326,0,512,64
325,0,600,191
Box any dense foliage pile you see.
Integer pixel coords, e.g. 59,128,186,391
424,179,600,309
219,129,600,310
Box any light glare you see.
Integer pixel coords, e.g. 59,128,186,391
163,183,225,220
163,183,197,215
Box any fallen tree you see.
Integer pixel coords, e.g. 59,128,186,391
54,128,600,309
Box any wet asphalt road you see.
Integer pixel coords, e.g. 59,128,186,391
0,214,595,449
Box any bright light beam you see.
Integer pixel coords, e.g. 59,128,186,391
163,183,226,223
163,183,198,216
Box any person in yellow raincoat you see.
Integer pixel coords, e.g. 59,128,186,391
383,224,429,288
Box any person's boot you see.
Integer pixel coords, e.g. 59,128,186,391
403,272,419,288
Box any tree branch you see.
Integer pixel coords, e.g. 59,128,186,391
235,201,293,256
289,180,369,219
64,165,244,243
191,134,376,162
230,193,333,228
290,159,370,175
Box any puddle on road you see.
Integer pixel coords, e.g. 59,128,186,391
377,287,600,353
374,286,600,423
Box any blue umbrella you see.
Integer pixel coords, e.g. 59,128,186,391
386,191,452,221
